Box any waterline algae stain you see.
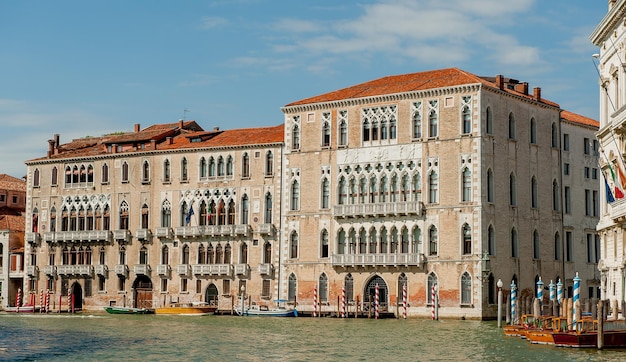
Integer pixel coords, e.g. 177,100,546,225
1,314,625,361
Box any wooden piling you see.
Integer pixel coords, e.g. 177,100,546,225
598,300,604,350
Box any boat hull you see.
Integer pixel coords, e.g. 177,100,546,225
3,306,40,313
104,306,154,314
526,330,554,345
155,305,216,316
552,332,597,348
237,308,297,317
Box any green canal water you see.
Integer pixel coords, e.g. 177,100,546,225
1,313,626,361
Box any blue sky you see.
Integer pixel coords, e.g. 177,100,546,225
0,0,608,178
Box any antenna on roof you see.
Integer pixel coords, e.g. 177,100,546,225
183,109,190,121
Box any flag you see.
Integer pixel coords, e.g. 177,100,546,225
617,162,626,190
185,205,194,225
605,175,616,203
607,163,624,199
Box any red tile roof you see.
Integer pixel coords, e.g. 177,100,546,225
561,110,599,128
0,214,25,232
285,68,559,108
160,124,285,150
0,174,26,192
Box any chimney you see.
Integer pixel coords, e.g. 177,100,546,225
533,87,541,101
178,119,184,129
151,139,157,149
112,144,118,154
495,75,504,90
166,137,173,145
514,82,529,95
54,134,60,150
134,123,140,133
213,126,220,131
47,139,55,158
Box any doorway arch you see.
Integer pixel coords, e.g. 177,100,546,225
364,275,388,310
205,283,219,305
71,282,83,310
132,275,153,309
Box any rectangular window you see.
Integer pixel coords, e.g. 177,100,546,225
593,190,598,217
566,231,573,262
223,279,231,295
181,278,188,292
563,134,570,151
563,163,570,175
587,234,593,263
584,137,590,155
262,279,271,298
196,280,202,294
584,167,590,179
564,186,571,214
585,189,591,216
592,168,598,180
161,278,168,292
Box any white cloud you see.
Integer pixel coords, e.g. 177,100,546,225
199,16,229,30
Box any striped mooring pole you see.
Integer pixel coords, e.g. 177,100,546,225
573,272,581,330
510,280,517,324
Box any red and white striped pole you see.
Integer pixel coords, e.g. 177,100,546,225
68,288,72,313
313,286,318,318
16,287,22,313
431,284,435,320
375,283,379,319
402,283,407,319
341,287,346,318
46,289,50,313
39,289,44,313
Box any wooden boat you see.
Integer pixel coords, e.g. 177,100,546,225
154,302,217,316
552,318,598,348
503,314,536,338
104,306,154,314
525,317,567,345
236,304,297,317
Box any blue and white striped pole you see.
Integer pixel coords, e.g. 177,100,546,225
537,277,544,308
573,272,581,330
510,280,517,324
557,279,563,305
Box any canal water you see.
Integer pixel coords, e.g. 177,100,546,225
1,313,626,361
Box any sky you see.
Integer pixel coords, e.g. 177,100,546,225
0,0,609,178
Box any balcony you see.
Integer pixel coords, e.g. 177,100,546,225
134,264,151,275
234,263,249,275
258,263,274,276
174,226,200,238
258,224,274,235
113,230,131,242
25,232,41,245
95,264,108,276
56,264,75,275
156,264,171,277
26,265,39,277
114,264,129,277
191,264,232,276
610,199,626,223
234,224,251,236
333,201,423,219
43,265,56,276
135,229,152,241
47,230,112,243
330,253,425,268
218,225,234,236
75,265,93,276
43,232,55,243
88,230,112,242
155,227,173,239
177,264,190,275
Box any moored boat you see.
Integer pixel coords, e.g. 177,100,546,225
552,318,598,348
503,314,536,338
154,302,217,316
236,304,297,317
525,317,567,345
104,306,154,314
3,304,40,313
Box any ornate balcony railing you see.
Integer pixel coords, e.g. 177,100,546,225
113,230,131,242
25,232,41,245
258,263,274,276
234,264,249,275
333,201,423,219
26,265,39,277
258,224,274,235
114,264,129,277
330,253,425,267
43,265,56,276
177,264,190,275
135,229,152,240
191,264,232,276
174,226,200,238
156,264,171,277
95,264,108,276
133,264,151,275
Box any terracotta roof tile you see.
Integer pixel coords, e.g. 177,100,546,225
159,124,284,150
561,110,599,128
0,174,26,192
0,214,25,232
285,68,560,108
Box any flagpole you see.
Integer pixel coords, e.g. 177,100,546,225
599,146,624,199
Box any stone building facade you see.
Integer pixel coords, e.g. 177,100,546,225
591,0,626,308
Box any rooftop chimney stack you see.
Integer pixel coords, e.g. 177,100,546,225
47,139,55,158
178,119,184,129
495,75,504,90
533,87,542,102
134,123,140,133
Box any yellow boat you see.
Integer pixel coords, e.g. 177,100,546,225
154,302,217,316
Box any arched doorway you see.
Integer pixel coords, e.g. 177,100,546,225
205,283,219,306
364,275,388,311
133,275,153,309
71,282,83,310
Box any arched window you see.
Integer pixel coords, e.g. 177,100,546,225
345,273,355,302
427,273,437,304
369,228,378,254
121,162,129,183
264,193,272,224
322,121,331,147
337,229,346,254
240,242,248,264
321,178,330,209
227,199,235,225
511,228,518,258
462,167,471,202
139,246,148,264
241,194,249,224
412,226,421,254
217,156,225,176
401,228,409,253
49,206,57,232
33,168,40,187
161,199,171,228
198,244,206,264
320,229,329,258
462,223,472,255
339,120,347,146
290,231,298,259
264,242,272,264
389,116,397,139
359,228,367,254
381,118,388,140
142,160,150,182
51,166,58,186
533,230,540,259
319,273,328,302
530,118,537,144
371,120,379,141
551,123,558,148
509,173,517,206
163,159,171,183
487,169,494,203
182,244,190,264
554,232,561,260
531,176,538,208
429,108,438,137
288,273,297,302
265,151,273,176
141,203,149,229
412,101,422,139
199,157,208,179
226,156,233,176
488,225,495,256
181,157,188,182
461,272,472,304
242,153,250,178
291,180,299,211
429,226,438,256
119,200,129,230
380,175,388,202
508,113,516,139
362,120,370,142
380,227,388,253
338,176,347,205
102,163,109,184
161,245,169,264
462,105,471,134
292,124,300,150
428,171,438,204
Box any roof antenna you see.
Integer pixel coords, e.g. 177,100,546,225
183,109,190,121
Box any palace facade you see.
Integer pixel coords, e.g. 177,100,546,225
22,68,599,319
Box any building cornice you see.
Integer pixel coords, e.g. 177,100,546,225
590,0,626,45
